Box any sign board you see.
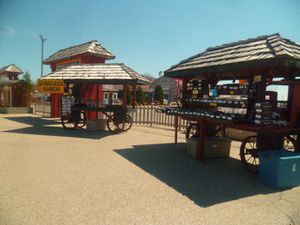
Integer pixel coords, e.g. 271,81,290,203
61,96,73,116
38,79,64,93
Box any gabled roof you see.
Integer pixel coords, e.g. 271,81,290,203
40,63,151,85
165,33,300,78
0,64,23,75
43,40,115,64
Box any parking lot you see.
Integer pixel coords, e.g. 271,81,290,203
0,114,299,225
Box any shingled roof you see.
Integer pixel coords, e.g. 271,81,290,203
0,64,23,75
43,40,115,64
40,63,151,85
165,33,300,78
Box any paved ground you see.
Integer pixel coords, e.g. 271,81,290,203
0,114,300,225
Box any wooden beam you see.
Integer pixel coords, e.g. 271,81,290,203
132,83,136,109
174,115,178,144
123,84,127,107
197,119,207,160
9,86,12,107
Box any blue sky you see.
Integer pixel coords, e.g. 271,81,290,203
0,0,300,82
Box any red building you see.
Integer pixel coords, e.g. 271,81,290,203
0,64,32,113
43,40,115,118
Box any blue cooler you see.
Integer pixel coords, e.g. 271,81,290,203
259,150,300,189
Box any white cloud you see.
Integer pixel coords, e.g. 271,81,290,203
3,25,17,37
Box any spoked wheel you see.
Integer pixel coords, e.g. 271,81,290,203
240,136,260,174
122,114,133,131
76,111,87,128
107,115,124,134
61,115,77,129
283,135,296,152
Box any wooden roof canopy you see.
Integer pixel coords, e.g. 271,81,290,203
43,40,115,64
40,63,151,85
164,33,300,80
0,64,23,75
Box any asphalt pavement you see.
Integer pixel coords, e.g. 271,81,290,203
0,114,299,225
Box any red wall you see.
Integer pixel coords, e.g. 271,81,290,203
49,54,106,118
51,93,63,117
81,83,103,120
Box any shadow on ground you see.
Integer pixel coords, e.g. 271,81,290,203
115,143,277,207
2,116,111,140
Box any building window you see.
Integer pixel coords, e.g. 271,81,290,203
104,92,109,100
112,93,118,100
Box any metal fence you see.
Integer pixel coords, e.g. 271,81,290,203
32,102,189,130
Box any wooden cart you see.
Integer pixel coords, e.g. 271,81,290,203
174,114,299,173
162,34,300,173
60,100,133,133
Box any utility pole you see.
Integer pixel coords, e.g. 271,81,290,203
39,34,46,117
39,34,46,77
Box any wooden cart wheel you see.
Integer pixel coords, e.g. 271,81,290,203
61,115,77,130
107,115,124,134
240,136,260,174
76,111,87,128
122,114,133,131
283,135,296,152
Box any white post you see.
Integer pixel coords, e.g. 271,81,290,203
9,86,12,107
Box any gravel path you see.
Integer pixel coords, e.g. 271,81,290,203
0,114,299,225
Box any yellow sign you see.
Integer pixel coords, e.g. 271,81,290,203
254,75,262,82
38,79,64,93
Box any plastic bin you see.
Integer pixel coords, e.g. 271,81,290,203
186,137,231,158
259,150,300,189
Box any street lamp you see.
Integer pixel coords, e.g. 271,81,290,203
39,34,46,77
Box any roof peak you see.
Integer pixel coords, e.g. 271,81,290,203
176,33,282,66
44,40,115,64
206,33,281,52
0,64,23,74
55,40,98,52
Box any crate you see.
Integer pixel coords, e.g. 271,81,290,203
187,137,231,159
86,119,107,131
259,150,300,189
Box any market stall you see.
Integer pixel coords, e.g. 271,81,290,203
40,63,150,133
163,33,300,173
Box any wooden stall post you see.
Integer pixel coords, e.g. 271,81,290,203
174,115,178,144
132,83,136,109
9,86,12,107
123,84,127,107
197,119,207,160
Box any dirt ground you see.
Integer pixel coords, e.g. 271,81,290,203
0,114,299,225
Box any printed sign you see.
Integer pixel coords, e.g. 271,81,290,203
61,96,73,116
38,79,64,93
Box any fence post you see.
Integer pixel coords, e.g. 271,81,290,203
150,105,153,127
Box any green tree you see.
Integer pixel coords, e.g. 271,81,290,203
22,71,34,92
22,71,34,106
136,86,144,104
154,85,164,105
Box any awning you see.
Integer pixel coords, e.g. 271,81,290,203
40,63,151,85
